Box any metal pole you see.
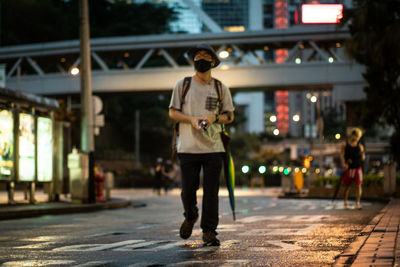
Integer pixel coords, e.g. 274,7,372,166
79,0,95,203
316,95,324,172
135,110,140,168
79,0,94,153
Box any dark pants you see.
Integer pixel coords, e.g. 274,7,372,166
178,153,224,233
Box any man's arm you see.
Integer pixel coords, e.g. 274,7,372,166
202,111,234,126
169,108,201,130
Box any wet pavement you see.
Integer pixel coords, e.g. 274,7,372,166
0,188,396,266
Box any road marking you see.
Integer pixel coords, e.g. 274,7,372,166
237,215,286,223
248,240,303,251
290,215,329,222
73,261,112,267
237,215,330,223
14,241,56,249
21,236,66,242
169,259,250,266
114,240,166,251
53,239,241,253
217,224,244,232
2,260,75,266
138,240,182,251
53,240,145,252
238,224,324,236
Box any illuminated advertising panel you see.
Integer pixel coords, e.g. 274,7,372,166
37,117,53,182
19,113,35,182
0,110,13,180
301,4,343,24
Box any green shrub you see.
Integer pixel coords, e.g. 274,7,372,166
313,174,384,187
313,176,340,187
363,174,384,187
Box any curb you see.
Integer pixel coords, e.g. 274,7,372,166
0,199,140,220
333,201,390,266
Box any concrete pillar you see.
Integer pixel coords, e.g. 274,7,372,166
249,0,263,30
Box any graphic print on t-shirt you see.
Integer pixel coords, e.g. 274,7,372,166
205,96,218,111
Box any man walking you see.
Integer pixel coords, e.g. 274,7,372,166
169,44,234,246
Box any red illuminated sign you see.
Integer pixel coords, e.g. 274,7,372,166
301,4,343,24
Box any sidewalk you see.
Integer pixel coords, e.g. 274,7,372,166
0,190,137,220
334,198,400,267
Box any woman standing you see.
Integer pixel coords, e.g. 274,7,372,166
340,128,365,209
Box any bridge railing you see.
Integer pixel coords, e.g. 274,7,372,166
0,25,350,78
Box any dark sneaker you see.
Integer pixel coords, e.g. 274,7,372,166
179,217,198,239
202,231,220,246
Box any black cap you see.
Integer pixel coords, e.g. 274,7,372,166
187,43,220,68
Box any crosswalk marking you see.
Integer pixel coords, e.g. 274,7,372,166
52,239,241,253
53,240,145,252
114,240,166,251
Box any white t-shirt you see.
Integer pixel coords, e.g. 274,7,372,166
169,78,235,154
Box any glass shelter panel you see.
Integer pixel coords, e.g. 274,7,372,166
19,113,35,182
37,117,53,182
0,110,14,180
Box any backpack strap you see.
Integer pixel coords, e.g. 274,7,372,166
172,77,192,161
180,77,192,110
214,78,223,113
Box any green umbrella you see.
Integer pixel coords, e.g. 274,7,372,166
220,131,236,221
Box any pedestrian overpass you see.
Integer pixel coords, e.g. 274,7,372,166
1,25,365,99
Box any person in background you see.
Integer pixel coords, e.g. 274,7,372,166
340,128,365,209
154,157,167,196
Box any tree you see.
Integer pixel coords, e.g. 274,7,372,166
343,0,400,162
1,0,178,45
322,107,345,141
101,93,173,164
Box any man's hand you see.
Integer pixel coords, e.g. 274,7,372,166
202,114,216,125
190,117,203,131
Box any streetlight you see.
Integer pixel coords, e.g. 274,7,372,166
70,67,80,76
273,129,279,136
295,58,302,64
270,115,277,122
293,114,300,122
310,95,317,103
219,50,229,59
335,133,341,140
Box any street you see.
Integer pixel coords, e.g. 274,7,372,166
0,188,386,266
